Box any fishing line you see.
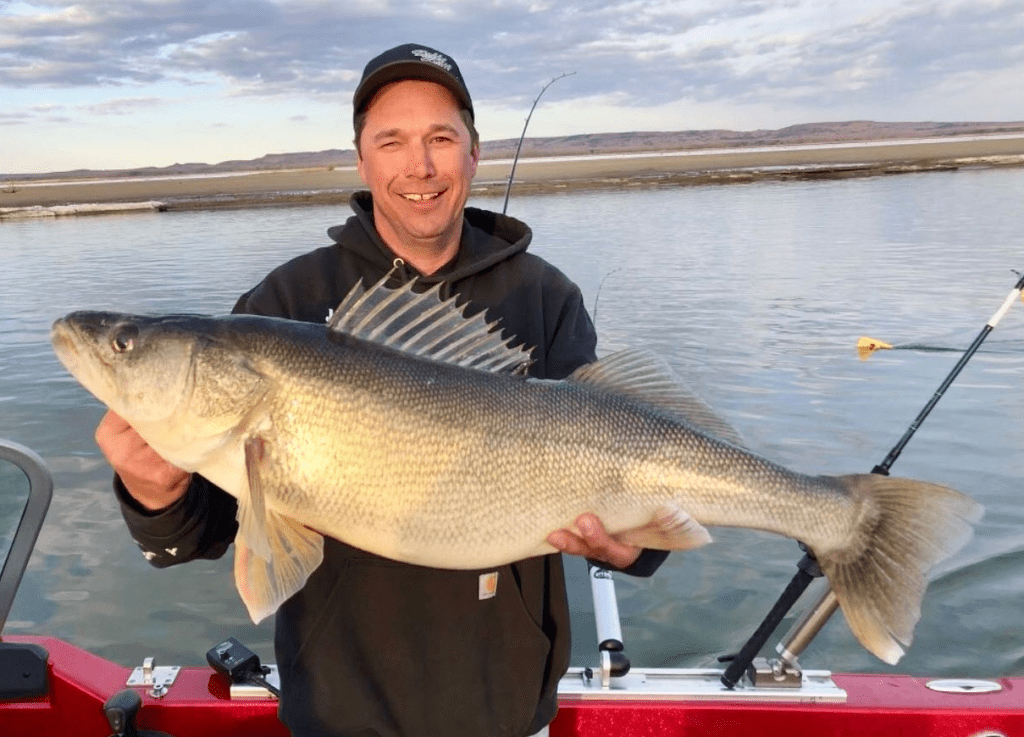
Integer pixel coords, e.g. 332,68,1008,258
501,72,575,216
721,268,1024,689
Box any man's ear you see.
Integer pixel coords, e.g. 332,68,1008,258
356,142,368,186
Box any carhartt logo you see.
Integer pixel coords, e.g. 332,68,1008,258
411,49,453,72
478,571,498,600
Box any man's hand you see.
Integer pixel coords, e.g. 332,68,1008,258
547,513,642,570
95,410,191,512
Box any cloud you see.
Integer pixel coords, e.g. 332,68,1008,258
0,111,32,125
2,0,1022,120
1,0,1022,175
82,95,165,115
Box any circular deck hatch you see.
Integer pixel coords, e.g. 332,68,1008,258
924,678,1002,694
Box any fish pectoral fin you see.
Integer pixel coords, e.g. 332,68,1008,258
616,505,713,551
234,510,325,624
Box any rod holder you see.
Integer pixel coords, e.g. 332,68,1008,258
776,587,840,668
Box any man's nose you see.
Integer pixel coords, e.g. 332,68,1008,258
405,142,435,178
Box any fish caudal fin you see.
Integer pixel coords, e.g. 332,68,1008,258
616,504,713,550
819,474,982,665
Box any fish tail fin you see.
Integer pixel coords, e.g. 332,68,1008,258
818,474,982,665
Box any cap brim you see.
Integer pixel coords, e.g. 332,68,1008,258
354,61,473,119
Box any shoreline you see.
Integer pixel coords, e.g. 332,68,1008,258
3,135,1024,219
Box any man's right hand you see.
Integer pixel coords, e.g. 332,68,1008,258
95,410,191,512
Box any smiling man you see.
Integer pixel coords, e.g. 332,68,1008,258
355,77,478,274
99,43,668,737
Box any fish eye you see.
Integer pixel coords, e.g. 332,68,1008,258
111,325,139,354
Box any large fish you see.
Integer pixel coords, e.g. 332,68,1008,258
50,275,981,664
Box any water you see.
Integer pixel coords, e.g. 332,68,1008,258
1,167,1023,677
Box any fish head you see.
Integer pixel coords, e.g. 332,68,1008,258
50,311,266,436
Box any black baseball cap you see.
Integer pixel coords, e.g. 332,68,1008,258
353,43,474,122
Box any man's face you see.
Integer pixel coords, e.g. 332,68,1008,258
357,79,479,256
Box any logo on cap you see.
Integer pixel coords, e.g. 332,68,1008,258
411,49,454,73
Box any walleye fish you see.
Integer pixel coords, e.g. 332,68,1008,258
50,275,981,665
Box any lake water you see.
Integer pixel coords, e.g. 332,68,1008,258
1,167,1023,679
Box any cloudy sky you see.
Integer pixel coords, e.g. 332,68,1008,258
2,0,1023,173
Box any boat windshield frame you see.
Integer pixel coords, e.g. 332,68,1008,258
0,439,53,633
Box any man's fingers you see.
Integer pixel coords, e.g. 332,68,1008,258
93,409,192,511
547,530,586,557
95,410,146,466
547,514,642,569
96,409,131,436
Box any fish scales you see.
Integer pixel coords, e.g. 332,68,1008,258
254,328,841,566
50,274,982,665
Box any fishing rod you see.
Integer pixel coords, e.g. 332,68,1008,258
720,269,1024,689
493,71,630,676
498,71,639,678
501,72,575,215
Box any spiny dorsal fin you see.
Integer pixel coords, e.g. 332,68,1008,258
569,348,744,446
328,271,533,375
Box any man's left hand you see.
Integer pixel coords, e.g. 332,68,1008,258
547,513,641,569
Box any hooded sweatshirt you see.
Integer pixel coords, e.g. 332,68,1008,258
117,192,666,737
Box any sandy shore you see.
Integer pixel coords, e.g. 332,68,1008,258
3,135,1023,216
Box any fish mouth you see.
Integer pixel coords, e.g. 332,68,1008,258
51,314,117,374
50,318,82,367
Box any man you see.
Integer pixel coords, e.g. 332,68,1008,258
96,43,667,736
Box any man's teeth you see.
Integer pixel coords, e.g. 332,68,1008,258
403,192,440,201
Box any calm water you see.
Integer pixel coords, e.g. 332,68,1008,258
1,168,1023,678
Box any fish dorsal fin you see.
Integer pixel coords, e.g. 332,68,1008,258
569,348,745,447
328,271,533,375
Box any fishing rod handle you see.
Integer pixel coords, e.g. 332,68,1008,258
720,560,817,689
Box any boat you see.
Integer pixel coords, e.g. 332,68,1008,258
1,438,1021,736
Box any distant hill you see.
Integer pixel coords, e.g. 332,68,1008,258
6,121,1024,181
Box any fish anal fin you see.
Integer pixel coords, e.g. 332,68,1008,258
616,505,713,551
569,349,744,447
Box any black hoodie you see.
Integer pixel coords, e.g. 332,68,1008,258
117,193,665,737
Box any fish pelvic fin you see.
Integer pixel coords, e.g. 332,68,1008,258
817,474,982,665
616,504,713,550
234,512,324,624
234,435,324,623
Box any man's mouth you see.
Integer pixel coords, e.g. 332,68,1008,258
402,192,441,202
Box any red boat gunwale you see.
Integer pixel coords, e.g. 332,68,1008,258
2,635,1021,736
